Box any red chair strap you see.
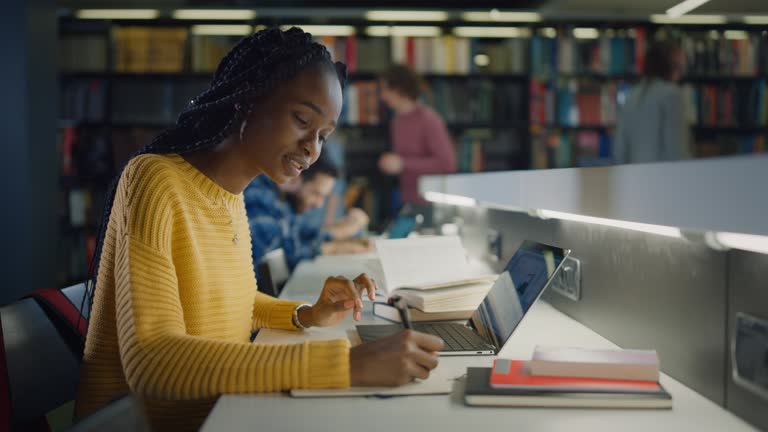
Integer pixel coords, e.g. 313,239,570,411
27,289,86,338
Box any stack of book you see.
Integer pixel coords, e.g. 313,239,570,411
464,346,673,409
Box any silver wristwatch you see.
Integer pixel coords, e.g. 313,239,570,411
292,304,313,329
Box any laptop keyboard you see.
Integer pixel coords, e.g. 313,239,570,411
415,323,491,351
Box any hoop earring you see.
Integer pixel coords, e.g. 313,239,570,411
239,119,248,142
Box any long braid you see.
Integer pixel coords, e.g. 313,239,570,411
78,27,348,352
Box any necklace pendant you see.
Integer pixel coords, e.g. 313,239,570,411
232,234,239,245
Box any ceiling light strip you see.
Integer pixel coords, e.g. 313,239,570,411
173,9,256,20
75,9,159,20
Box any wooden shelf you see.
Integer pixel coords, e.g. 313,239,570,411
61,72,213,81
342,122,528,129
683,75,768,83
541,73,639,81
533,74,768,83
61,175,113,189
535,124,612,131
62,71,530,82
694,126,768,134
349,72,529,81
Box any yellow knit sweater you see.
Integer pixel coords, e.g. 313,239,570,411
76,154,350,430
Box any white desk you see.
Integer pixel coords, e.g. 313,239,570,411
202,256,756,432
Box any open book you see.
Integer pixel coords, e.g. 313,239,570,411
373,236,496,314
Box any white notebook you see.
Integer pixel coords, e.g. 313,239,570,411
290,365,458,398
530,346,660,381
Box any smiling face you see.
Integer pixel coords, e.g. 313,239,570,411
237,64,343,184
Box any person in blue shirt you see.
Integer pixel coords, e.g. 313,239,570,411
245,154,369,272
294,138,369,242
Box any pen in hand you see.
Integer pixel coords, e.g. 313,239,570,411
391,296,413,329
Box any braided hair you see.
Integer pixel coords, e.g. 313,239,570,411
79,27,347,348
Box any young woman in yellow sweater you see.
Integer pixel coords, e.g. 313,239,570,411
76,27,443,430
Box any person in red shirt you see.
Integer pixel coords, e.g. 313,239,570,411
378,65,457,206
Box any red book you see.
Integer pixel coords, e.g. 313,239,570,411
490,359,662,392
61,127,77,176
345,35,357,73
406,37,416,67
634,27,647,75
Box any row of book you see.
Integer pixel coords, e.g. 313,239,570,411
59,126,159,183
530,78,632,126
190,34,242,72
61,78,208,124
59,34,108,72
59,127,113,179
456,129,527,172
531,30,768,78
531,79,768,129
341,80,527,126
63,27,768,78
691,81,768,127
683,32,768,77
57,29,590,76
531,129,613,169
61,79,107,122
111,80,207,125
341,81,382,126
429,80,527,125
58,125,159,284
113,27,188,73
533,29,646,78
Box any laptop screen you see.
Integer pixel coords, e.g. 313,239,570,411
387,215,417,239
470,241,569,349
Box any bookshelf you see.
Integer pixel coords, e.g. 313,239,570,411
56,15,768,284
528,25,768,168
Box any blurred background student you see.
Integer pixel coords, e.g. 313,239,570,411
378,65,457,219
302,136,370,242
614,40,691,164
245,153,370,272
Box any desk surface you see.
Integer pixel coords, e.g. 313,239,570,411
202,256,756,432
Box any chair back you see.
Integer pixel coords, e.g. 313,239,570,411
0,283,88,431
66,394,150,432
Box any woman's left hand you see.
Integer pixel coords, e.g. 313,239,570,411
303,274,377,327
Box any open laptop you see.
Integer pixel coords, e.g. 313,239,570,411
384,214,421,239
356,240,571,356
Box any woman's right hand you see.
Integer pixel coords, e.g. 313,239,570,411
349,330,444,387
